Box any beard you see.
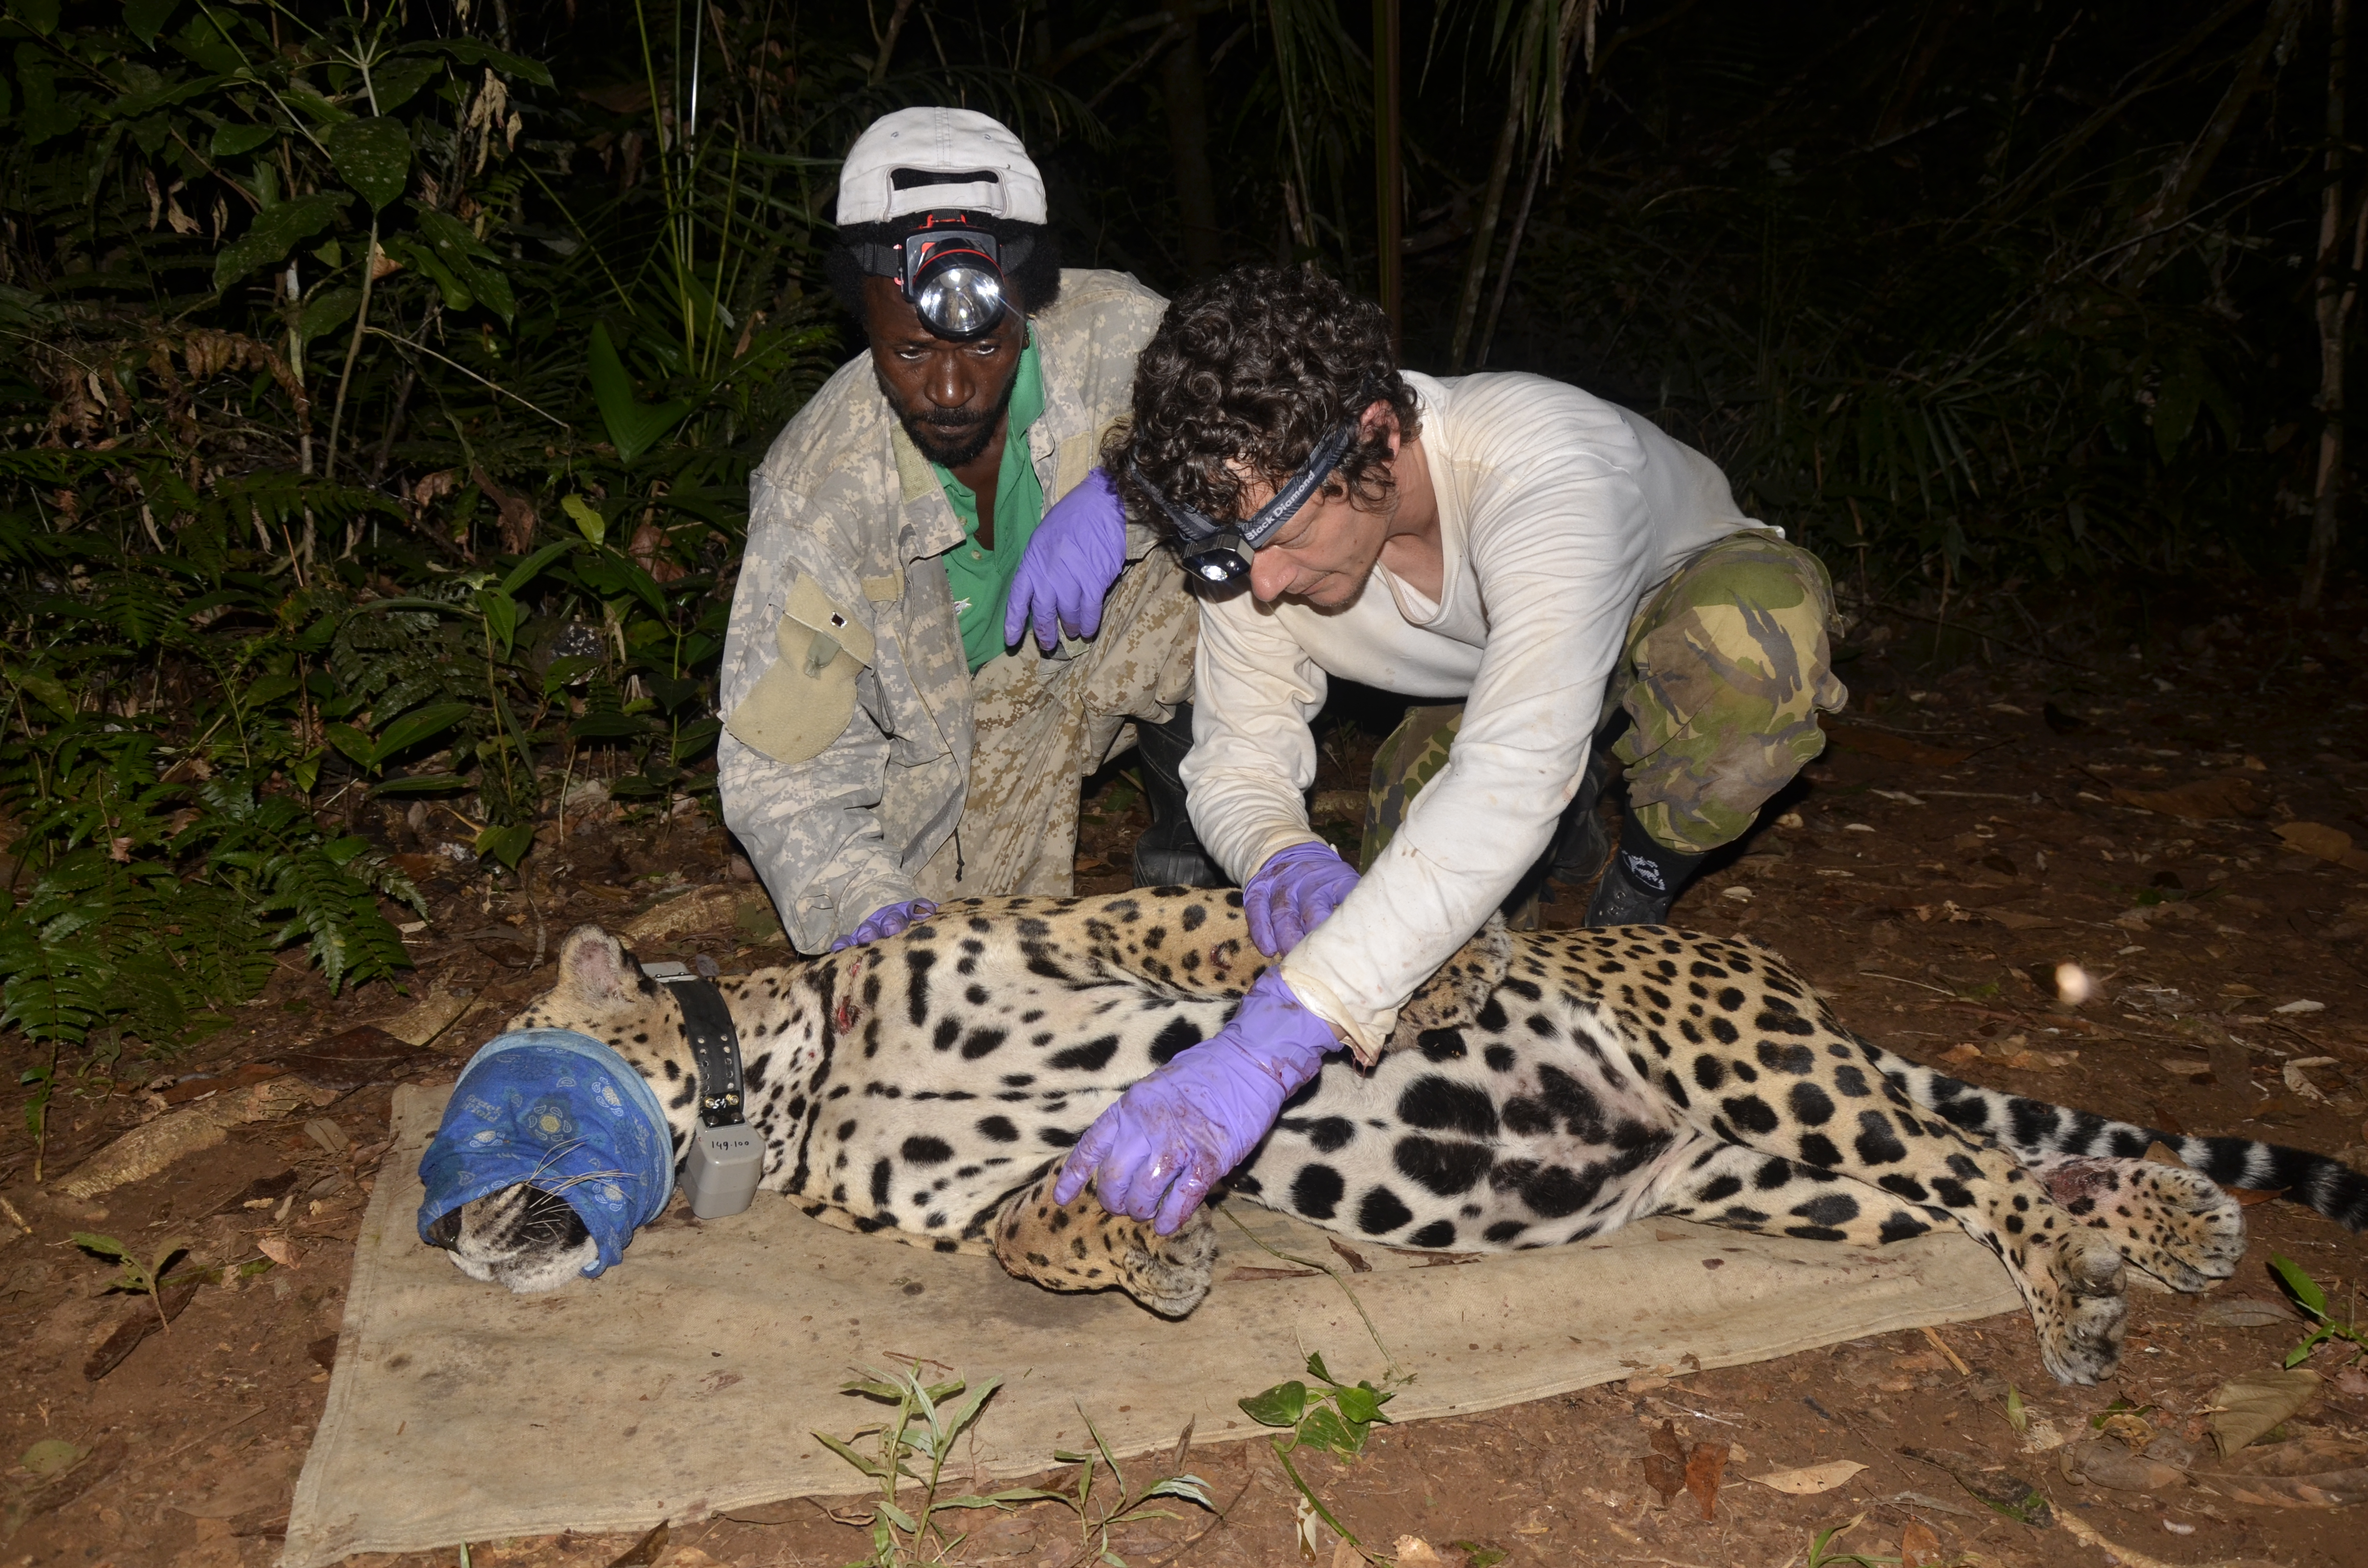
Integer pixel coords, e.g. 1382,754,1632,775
876,361,1020,469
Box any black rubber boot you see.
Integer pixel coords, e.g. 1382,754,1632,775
1584,812,1709,928
1130,704,1227,888
1547,743,1621,883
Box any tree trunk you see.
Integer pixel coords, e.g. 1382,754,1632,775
2124,0,2308,281
1162,10,1221,278
2306,0,2358,611
1374,0,1402,343
1448,46,1532,371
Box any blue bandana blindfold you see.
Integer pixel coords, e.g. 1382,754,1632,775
417,1029,677,1277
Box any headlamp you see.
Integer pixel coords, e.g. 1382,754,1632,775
1131,421,1363,586
853,213,1030,342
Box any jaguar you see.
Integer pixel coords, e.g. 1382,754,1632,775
426,887,2368,1385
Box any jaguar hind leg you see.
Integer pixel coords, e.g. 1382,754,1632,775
1653,1143,1942,1246
2030,1155,2245,1294
990,1166,1217,1318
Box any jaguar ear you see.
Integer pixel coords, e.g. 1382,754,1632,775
555,925,639,1007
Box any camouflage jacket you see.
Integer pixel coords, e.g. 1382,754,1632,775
716,269,1168,953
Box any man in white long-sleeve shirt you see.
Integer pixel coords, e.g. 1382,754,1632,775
1053,264,1846,1235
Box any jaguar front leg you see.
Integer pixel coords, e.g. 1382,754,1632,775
989,1164,1219,1318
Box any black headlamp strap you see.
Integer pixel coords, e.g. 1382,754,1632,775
1131,418,1363,551
648,971,746,1128
850,226,1032,281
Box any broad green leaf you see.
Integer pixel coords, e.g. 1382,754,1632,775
298,286,362,343
123,0,180,48
213,193,350,294
501,538,576,594
1293,1406,1360,1458
874,1499,918,1533
474,823,534,868
476,587,518,657
809,1430,886,1481
210,122,279,158
1236,1381,1307,1428
424,37,555,86
1304,1351,1335,1385
324,723,375,769
561,493,605,545
72,1232,130,1261
20,1439,84,1478
364,55,441,113
373,701,471,761
2269,1253,2331,1320
588,322,691,463
370,772,469,795
384,235,473,311
326,116,409,210
412,208,512,322
14,0,59,35
1333,1383,1388,1426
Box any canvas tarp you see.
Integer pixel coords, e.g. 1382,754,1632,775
280,1083,2024,1568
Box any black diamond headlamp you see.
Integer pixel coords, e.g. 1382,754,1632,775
853,213,1032,342
1130,420,1363,586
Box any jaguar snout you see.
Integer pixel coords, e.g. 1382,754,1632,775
424,1207,462,1249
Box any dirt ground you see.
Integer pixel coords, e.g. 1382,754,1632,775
7,588,2368,1568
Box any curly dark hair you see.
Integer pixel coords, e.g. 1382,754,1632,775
1105,264,1418,542
824,213,1063,336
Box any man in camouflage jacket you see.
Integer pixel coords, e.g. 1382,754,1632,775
716,110,1200,954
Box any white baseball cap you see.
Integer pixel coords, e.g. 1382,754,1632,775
837,107,1048,228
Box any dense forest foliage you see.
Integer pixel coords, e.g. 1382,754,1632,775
0,0,2358,1055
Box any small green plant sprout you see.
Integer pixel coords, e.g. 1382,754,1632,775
1802,1512,1899,1568
1009,1409,1211,1568
2002,1382,2027,1435
72,1232,188,1334
815,1363,1026,1568
1238,1352,1399,1561
2267,1252,2367,1369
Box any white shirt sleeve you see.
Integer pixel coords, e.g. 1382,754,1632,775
1280,398,1665,1055
1179,589,1332,883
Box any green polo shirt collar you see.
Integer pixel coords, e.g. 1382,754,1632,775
935,337,1047,671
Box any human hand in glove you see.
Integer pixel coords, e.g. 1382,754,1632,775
829,898,938,953
1004,467,1127,653
1244,842,1360,956
1054,968,1338,1233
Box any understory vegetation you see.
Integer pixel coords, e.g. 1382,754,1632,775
2,0,2360,1058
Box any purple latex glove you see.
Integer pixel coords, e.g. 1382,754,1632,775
1004,467,1127,653
1054,968,1339,1233
829,897,938,953
1243,842,1361,956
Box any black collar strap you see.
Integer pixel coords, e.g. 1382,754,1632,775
641,964,746,1128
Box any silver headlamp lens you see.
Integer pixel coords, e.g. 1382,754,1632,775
913,262,1007,340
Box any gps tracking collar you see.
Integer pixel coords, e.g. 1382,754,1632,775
853,213,1033,341
1131,420,1362,586
641,960,765,1219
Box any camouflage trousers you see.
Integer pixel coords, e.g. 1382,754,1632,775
1362,530,1847,873
916,548,1197,901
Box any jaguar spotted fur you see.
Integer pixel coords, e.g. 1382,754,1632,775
427,888,2368,1384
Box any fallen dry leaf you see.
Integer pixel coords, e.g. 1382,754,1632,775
2113,774,2263,821
1683,1440,1729,1520
1747,1459,1866,1495
606,1519,669,1568
1390,1537,1446,1567
257,1234,302,1270
1823,723,1971,766
2276,820,2368,872
2059,1438,2188,1493
1986,908,2058,931
2195,1296,2298,1329
1639,1419,1688,1505
1899,1519,1942,1568
2208,1368,2321,1458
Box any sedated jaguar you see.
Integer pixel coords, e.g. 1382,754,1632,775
429,887,2368,1385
